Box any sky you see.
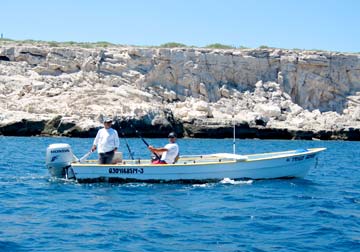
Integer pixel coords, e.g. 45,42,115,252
1,0,359,52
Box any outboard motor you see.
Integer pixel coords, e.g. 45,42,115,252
46,143,74,178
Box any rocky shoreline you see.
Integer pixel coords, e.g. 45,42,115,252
1,116,359,140
0,42,360,140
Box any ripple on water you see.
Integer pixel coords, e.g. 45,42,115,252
0,240,26,252
1,138,360,252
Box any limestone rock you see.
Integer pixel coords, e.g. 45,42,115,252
0,43,360,139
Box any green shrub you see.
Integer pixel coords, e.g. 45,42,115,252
94,41,115,48
80,43,93,48
160,42,187,48
48,41,59,47
22,39,38,44
63,41,77,46
259,45,270,49
205,43,235,49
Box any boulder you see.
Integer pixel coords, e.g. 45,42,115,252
0,44,360,139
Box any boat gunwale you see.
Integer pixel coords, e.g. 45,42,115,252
72,159,238,167
245,147,326,162
71,147,326,168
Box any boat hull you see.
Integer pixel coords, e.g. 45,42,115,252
67,148,326,183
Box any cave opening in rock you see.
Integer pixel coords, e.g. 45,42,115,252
0,56,10,61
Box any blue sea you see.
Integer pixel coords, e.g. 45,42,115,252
0,136,359,252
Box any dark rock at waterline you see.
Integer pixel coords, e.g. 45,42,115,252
347,128,360,141
0,119,45,136
113,115,184,138
42,115,76,135
0,118,359,141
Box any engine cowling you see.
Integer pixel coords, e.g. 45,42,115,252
46,143,74,178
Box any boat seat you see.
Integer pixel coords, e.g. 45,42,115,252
112,152,123,164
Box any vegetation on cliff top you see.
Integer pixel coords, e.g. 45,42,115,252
0,38,251,50
0,38,357,53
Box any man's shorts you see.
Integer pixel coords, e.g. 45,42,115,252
99,150,115,164
151,159,167,164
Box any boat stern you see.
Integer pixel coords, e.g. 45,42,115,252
45,143,74,178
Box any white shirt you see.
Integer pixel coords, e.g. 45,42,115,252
93,128,119,153
161,143,179,164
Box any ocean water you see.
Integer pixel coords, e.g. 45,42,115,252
0,136,359,252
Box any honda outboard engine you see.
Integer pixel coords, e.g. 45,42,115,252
46,143,74,178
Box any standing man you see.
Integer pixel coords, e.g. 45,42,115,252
148,132,179,164
91,118,119,164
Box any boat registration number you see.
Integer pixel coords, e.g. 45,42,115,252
108,168,144,174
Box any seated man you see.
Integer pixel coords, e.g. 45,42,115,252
148,132,179,164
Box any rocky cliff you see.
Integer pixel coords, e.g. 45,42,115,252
0,42,360,139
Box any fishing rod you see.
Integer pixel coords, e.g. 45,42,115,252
118,126,134,160
130,124,161,160
76,150,94,163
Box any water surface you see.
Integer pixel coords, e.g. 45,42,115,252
0,137,359,251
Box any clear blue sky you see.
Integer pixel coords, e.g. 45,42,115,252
1,0,359,52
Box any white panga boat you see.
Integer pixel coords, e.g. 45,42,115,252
45,143,326,183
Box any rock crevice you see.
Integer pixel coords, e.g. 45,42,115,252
0,44,360,139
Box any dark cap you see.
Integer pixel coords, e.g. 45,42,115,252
168,132,177,138
103,117,112,123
